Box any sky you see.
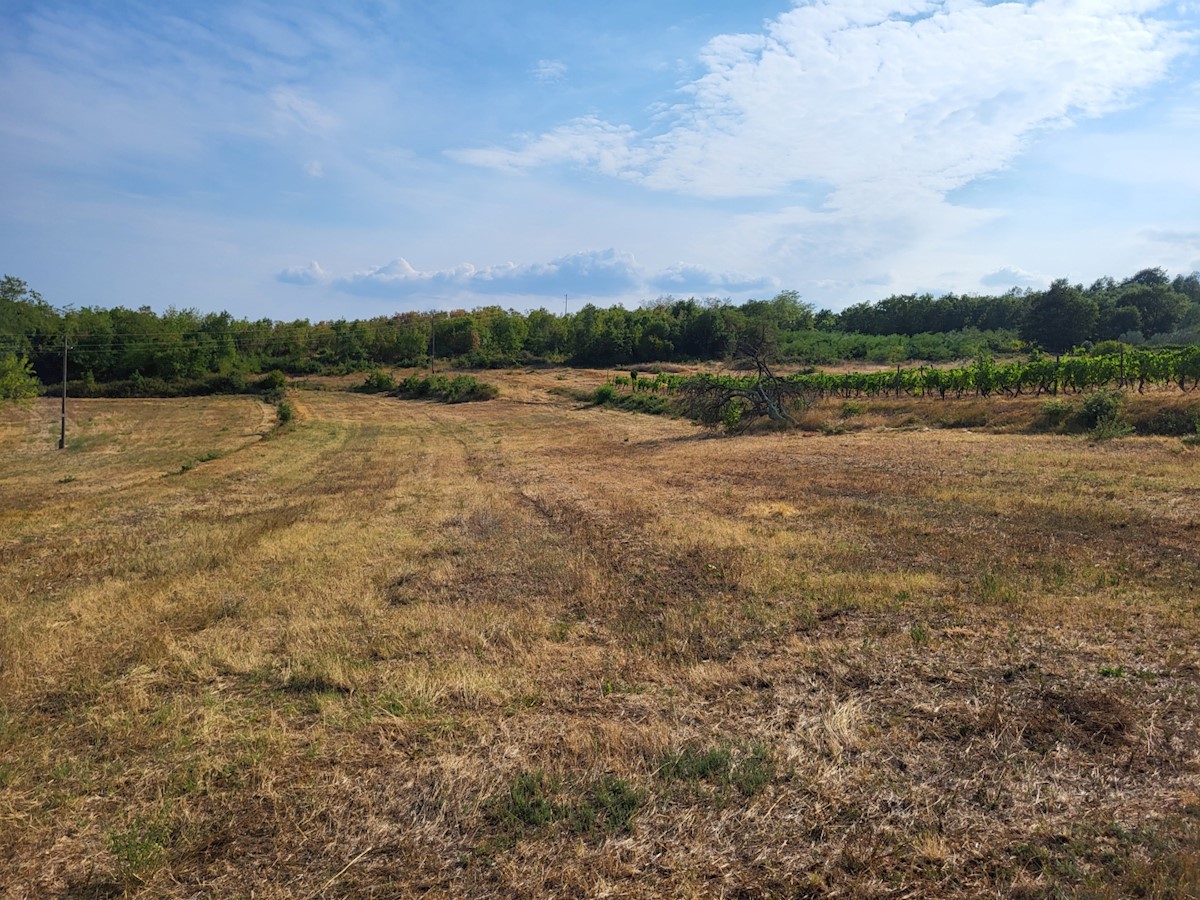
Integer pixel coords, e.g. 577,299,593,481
1,0,1199,322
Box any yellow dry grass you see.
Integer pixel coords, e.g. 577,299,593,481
1,377,1198,897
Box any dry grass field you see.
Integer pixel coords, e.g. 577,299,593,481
1,372,1199,898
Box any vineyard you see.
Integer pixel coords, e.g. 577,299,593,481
613,347,1200,401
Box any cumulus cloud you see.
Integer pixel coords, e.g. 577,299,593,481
453,0,1188,214
276,260,329,285
334,249,643,299
281,250,776,303
981,265,1044,289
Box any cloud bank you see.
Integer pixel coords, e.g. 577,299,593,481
278,249,776,303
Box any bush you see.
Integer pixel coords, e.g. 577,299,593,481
1090,417,1134,441
0,353,41,403
357,369,397,393
393,374,497,403
276,399,295,425
592,384,617,404
257,369,287,392
1077,390,1124,430
256,370,288,402
1140,406,1200,436
1089,340,1130,357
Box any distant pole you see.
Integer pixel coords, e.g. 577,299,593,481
58,329,67,450
564,294,568,317
429,311,436,375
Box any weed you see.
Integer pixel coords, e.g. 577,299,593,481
660,745,732,783
909,621,930,645
108,814,171,886
583,776,644,834
486,772,561,835
732,745,776,797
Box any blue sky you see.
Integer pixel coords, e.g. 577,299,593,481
2,1,1199,321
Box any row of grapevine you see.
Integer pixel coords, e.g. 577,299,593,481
611,348,1200,401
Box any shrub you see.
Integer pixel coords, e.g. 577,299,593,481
592,384,617,405
1141,407,1200,436
1078,390,1124,430
276,399,295,425
393,374,497,403
256,369,287,392
358,369,397,393
1090,417,1134,441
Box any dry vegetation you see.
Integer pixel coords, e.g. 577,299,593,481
1,371,1199,898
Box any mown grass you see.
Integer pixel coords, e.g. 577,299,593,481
1,375,1198,897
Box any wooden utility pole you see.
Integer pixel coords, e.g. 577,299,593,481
58,329,67,450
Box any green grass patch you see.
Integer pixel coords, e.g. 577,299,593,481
659,742,776,797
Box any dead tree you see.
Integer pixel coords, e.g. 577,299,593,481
682,329,812,432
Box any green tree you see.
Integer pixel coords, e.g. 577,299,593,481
1021,279,1098,353
0,353,41,403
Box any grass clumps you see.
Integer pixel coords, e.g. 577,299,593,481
395,374,498,403
659,742,776,797
484,771,646,847
108,812,173,888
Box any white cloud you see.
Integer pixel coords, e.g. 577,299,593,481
533,59,567,82
334,249,643,299
455,0,1188,214
980,265,1044,289
284,250,776,303
448,116,644,179
276,260,329,285
648,263,777,295
303,159,324,177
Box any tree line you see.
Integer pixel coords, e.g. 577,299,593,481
2,269,1198,395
